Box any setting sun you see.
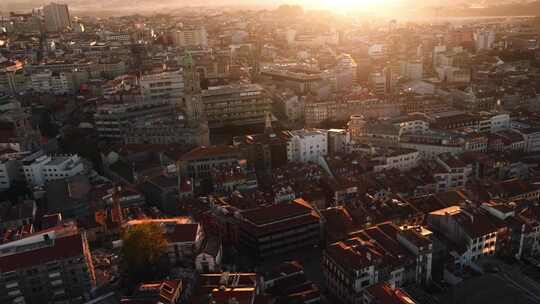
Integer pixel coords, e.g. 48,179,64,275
297,0,402,13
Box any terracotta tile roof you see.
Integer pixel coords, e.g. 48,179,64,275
180,145,241,161
0,233,85,273
166,223,199,243
365,282,418,304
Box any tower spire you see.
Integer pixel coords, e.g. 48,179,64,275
264,111,273,134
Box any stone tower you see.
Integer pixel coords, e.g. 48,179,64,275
182,53,210,146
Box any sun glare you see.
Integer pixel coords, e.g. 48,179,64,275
298,0,401,13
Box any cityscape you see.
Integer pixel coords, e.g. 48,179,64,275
2,1,540,303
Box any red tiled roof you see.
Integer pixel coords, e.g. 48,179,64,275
180,145,240,161
0,234,85,273
365,282,418,304
0,128,16,142
166,224,199,243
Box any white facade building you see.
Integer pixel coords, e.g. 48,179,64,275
335,53,357,90
433,154,472,192
518,128,540,153
30,70,69,94
474,30,496,51
479,113,510,133
171,27,208,48
373,148,421,172
369,71,387,95
282,95,304,122
139,69,184,100
401,60,423,80
286,129,328,163
22,152,84,187
428,206,497,270
0,154,24,190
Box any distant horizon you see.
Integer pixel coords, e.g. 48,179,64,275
2,0,540,18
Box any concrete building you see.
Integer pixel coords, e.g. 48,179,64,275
372,148,421,172
370,71,387,95
433,153,472,192
94,100,174,140
401,59,423,80
260,67,322,95
0,60,27,95
43,2,71,32
233,131,289,173
171,26,208,48
474,29,496,51
428,206,498,269
323,223,432,304
178,145,245,180
239,199,320,258
517,128,540,153
139,69,184,100
285,129,328,163
327,129,351,154
202,84,272,128
22,151,84,187
0,225,95,304
0,152,25,190
30,70,70,94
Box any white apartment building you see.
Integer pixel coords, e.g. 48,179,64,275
323,223,432,304
30,70,70,94
334,54,357,90
370,71,387,95
401,59,423,80
435,66,471,83
428,206,497,269
478,113,510,133
282,94,304,122
0,153,25,190
392,115,430,136
517,128,540,153
43,2,71,32
171,26,208,48
101,31,130,42
139,69,184,100
22,151,84,187
373,148,420,172
474,29,496,51
285,129,328,163
433,154,472,192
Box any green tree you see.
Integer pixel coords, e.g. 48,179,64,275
121,223,168,283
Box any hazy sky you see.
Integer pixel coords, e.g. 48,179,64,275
2,0,519,16
0,0,431,12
